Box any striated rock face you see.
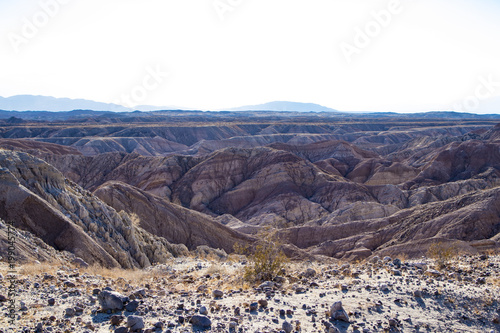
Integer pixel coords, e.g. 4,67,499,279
72,137,189,156
410,140,500,185
0,218,62,263
278,186,500,259
0,149,187,268
0,138,82,156
94,181,254,253
170,147,377,225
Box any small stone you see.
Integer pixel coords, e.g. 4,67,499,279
114,327,128,333
413,290,422,298
48,298,55,306
126,300,140,312
392,269,402,276
282,321,293,333
65,308,75,317
127,315,145,331
258,299,268,308
259,281,275,289
110,315,124,325
212,290,224,298
71,257,89,268
302,268,316,278
425,269,442,277
199,305,208,315
249,302,259,312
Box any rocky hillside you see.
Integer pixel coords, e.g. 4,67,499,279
0,115,498,263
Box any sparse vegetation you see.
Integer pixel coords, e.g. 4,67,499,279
235,227,288,282
427,241,461,269
129,212,141,226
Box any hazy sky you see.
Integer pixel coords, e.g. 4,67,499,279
1,0,500,112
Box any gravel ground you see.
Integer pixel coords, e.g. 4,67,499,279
0,254,499,333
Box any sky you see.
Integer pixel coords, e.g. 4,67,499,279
1,0,500,113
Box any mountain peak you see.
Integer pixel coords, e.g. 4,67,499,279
227,101,338,112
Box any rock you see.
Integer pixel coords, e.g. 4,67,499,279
380,284,390,292
212,289,224,298
65,307,75,317
98,290,129,311
199,305,208,315
370,256,381,263
259,281,275,289
114,327,128,333
413,290,422,298
127,315,145,331
330,301,349,322
282,321,293,333
48,298,55,306
125,300,140,312
190,315,212,328
393,258,402,267
392,269,402,276
425,269,442,277
301,268,316,278
110,315,124,325
249,302,259,312
0,294,7,302
71,257,89,268
258,299,268,307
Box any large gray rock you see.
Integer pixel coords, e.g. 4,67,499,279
190,315,212,328
331,301,349,322
98,290,129,311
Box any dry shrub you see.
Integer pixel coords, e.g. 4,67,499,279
129,213,141,226
427,241,460,269
235,227,288,282
82,264,148,282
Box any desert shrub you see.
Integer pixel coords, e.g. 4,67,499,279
427,241,460,269
235,227,288,282
129,213,141,226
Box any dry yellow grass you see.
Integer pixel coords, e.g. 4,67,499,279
17,261,58,276
82,264,149,282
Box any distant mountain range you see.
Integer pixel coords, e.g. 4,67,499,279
227,101,338,112
0,95,131,112
0,95,339,113
0,94,499,115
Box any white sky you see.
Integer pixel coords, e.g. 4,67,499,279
1,0,500,112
